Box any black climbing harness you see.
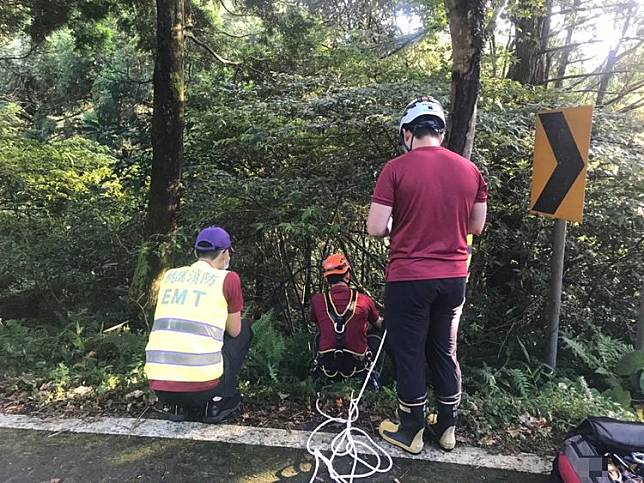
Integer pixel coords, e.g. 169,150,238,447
315,288,373,378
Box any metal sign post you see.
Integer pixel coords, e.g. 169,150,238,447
545,219,567,370
529,106,592,372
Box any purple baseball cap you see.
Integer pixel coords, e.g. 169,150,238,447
195,226,234,251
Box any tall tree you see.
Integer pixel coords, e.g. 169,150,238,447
443,0,487,159
129,0,186,326
148,0,186,236
506,0,552,85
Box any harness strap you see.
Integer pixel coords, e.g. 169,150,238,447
323,288,358,353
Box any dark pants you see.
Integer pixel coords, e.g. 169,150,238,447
156,318,253,408
384,278,465,419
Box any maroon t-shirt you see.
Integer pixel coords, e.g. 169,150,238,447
311,284,380,354
149,270,244,393
372,146,488,281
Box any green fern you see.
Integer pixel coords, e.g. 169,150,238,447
469,364,498,393
561,333,632,375
503,368,531,397
561,335,602,371
594,332,631,369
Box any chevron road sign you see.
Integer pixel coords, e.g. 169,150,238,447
529,106,592,223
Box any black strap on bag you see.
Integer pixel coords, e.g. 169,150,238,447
568,417,644,454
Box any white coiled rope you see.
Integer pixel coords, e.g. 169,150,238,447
306,330,393,482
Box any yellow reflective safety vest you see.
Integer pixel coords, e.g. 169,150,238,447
466,234,473,271
144,260,229,383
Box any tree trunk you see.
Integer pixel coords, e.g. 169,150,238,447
507,0,552,85
486,0,507,78
129,0,185,328
148,0,186,236
444,0,486,159
596,7,634,105
553,0,580,89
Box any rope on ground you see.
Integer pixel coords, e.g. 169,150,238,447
306,330,393,482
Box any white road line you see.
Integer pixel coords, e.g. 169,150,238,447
0,413,551,474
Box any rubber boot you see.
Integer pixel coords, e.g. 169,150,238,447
379,401,425,454
427,408,457,451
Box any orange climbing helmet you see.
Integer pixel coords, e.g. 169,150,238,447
322,253,351,277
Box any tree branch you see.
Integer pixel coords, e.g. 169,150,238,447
562,56,596,66
618,96,644,112
542,70,643,85
555,2,633,15
214,27,251,39
548,12,606,38
186,33,241,66
541,40,603,54
218,0,249,17
602,78,644,106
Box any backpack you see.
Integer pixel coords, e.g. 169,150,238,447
553,417,644,483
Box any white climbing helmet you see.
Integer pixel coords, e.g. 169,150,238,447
398,96,446,137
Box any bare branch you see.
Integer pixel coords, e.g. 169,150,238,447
186,33,241,66
614,40,644,63
573,88,641,94
603,78,644,106
543,70,643,85
213,27,251,39
567,56,596,65
554,2,633,15
218,0,249,17
619,96,644,112
548,12,606,38
541,40,603,54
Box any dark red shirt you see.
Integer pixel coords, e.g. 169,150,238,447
311,284,380,354
372,146,488,281
149,270,244,393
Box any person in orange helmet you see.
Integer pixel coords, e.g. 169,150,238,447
310,253,384,385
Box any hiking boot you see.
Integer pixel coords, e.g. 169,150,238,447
162,404,185,422
203,394,242,424
426,412,456,451
378,402,425,454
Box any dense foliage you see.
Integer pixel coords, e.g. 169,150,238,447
0,0,642,451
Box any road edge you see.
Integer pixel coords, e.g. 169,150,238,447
0,413,551,475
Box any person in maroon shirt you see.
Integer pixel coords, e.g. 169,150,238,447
367,96,488,454
310,253,383,384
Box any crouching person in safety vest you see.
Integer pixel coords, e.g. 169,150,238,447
144,226,251,424
310,254,383,387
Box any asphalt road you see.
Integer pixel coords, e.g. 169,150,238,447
0,428,555,482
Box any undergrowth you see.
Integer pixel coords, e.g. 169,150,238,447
0,313,637,454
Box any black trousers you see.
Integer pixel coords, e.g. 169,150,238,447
384,278,465,417
156,318,253,408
